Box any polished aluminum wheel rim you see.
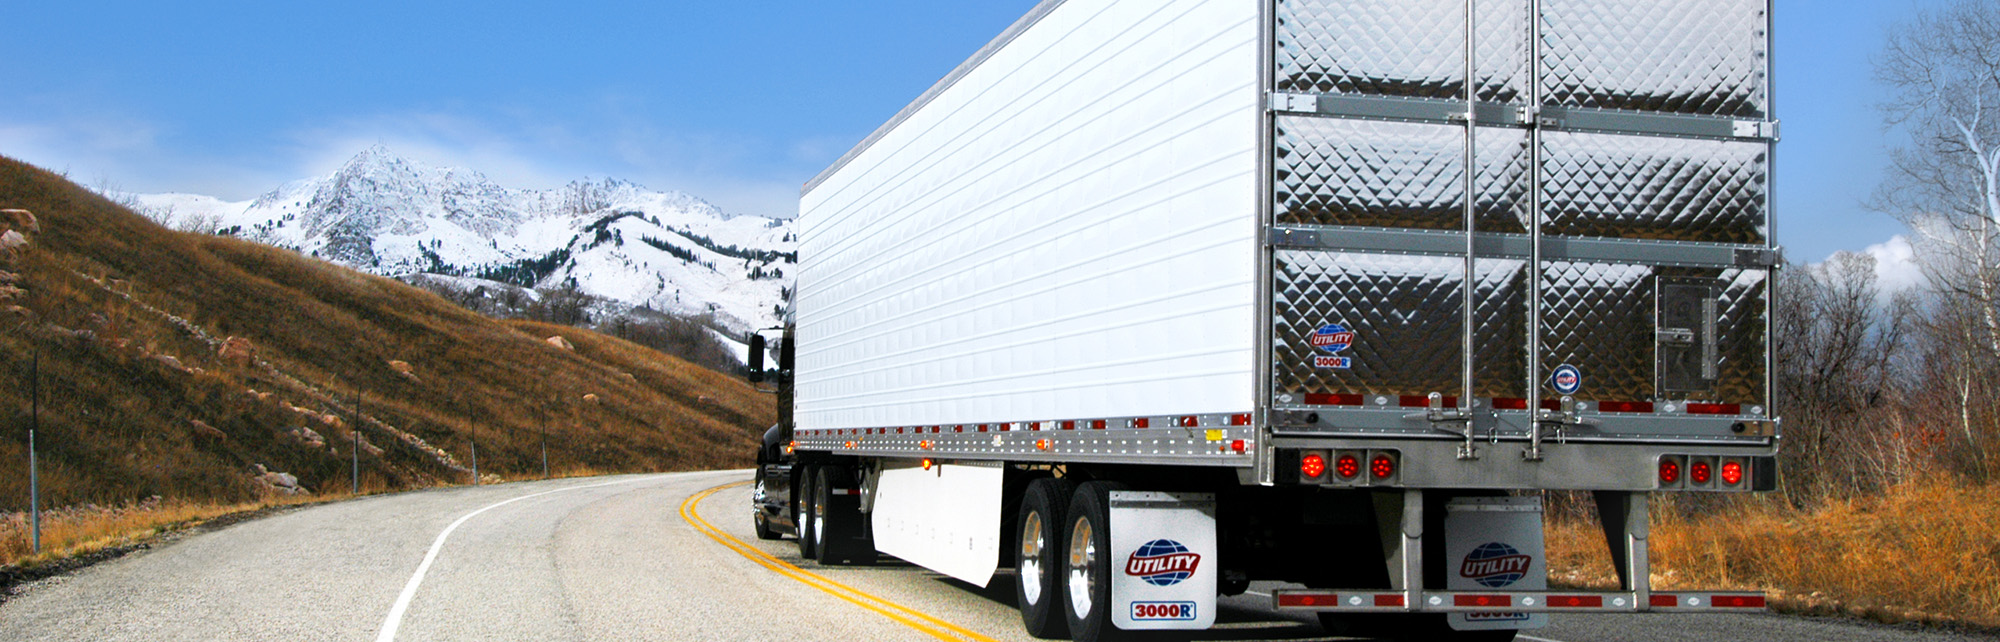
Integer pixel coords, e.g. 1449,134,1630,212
1020,511,1046,604
1066,516,1096,618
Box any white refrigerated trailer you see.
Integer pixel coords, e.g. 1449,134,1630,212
760,1,1782,640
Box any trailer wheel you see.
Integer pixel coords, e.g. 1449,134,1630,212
1016,477,1075,639
813,466,875,565
1062,481,1129,642
795,464,818,559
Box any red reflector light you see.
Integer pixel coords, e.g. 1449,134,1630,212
1721,461,1744,485
1301,453,1327,479
1335,454,1361,479
1230,413,1252,426
1715,595,1766,608
1599,401,1656,413
1455,594,1510,607
1660,459,1681,484
1178,416,1198,427
1133,418,1150,428
1651,594,1679,608
1686,403,1742,415
1551,595,1604,608
953,425,963,433
1090,420,1106,430
1304,393,1364,406
1691,460,1713,484
1028,422,1040,431
1399,395,1457,407
1370,454,1395,479
1062,421,1075,430
1276,594,1326,607
1374,594,1404,607
1491,397,1528,410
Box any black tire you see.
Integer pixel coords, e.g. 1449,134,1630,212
813,466,876,565
1062,481,1130,642
1016,477,1076,639
795,464,818,559
752,476,782,540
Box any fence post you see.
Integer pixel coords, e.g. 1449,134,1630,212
28,349,40,554
351,387,362,496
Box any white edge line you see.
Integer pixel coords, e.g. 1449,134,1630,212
373,477,652,642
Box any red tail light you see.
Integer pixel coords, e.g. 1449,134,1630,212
1301,453,1327,479
1686,403,1742,415
1690,460,1713,484
1370,454,1396,479
1659,459,1682,484
1598,401,1656,413
1304,393,1364,406
1335,454,1361,479
1721,461,1744,485
1133,418,1150,428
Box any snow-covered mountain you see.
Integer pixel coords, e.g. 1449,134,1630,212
132,146,794,334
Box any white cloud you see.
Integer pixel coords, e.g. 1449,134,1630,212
1861,235,1925,294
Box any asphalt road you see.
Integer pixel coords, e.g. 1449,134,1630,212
0,470,1986,641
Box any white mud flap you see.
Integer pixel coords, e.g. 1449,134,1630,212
872,462,1004,587
1445,497,1550,632
1109,491,1217,631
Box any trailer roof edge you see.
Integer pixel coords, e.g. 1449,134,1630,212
801,0,1071,198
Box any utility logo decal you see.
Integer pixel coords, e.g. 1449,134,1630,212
1125,539,1201,587
1460,542,1532,588
1550,364,1583,396
1310,324,1356,370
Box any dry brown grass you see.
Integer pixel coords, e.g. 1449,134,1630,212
0,153,773,565
1547,481,2000,629
0,496,311,568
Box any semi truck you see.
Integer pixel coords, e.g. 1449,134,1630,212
750,0,1782,640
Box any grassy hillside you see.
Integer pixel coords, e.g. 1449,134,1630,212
0,155,772,518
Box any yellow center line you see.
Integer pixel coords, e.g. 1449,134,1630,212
679,480,1003,642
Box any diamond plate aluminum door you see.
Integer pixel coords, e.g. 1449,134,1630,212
1269,0,1774,425
1272,0,1533,409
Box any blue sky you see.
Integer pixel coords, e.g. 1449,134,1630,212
0,0,1940,263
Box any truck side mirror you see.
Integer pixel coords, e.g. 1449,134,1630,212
779,335,795,372
747,334,766,383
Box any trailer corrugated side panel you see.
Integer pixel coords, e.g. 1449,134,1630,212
796,0,1263,432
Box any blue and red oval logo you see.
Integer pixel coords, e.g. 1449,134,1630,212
1551,364,1583,396
1460,542,1532,588
1125,539,1201,587
1311,324,1355,354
